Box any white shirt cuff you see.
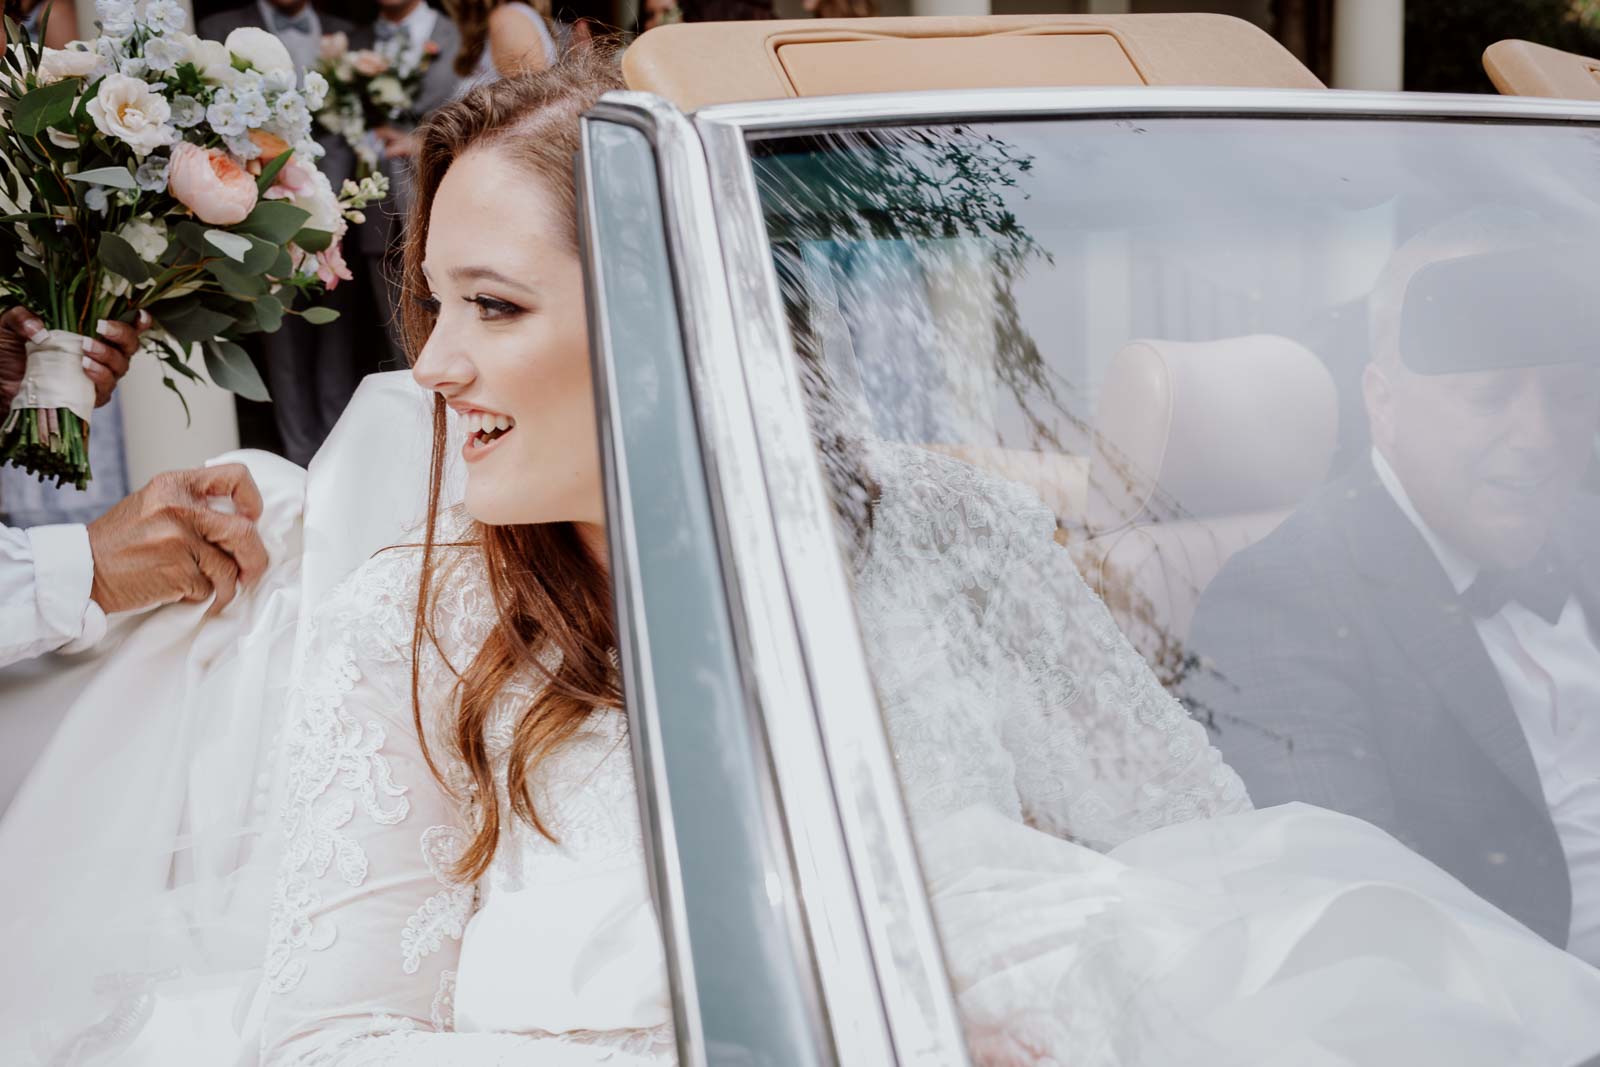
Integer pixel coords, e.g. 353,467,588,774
25,524,107,654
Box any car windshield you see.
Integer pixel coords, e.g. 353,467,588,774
751,114,1600,1060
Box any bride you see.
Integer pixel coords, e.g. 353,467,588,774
6,46,1600,1067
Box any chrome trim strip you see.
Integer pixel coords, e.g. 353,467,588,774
587,92,893,1065
692,85,1600,132
692,103,973,1067
578,119,708,1067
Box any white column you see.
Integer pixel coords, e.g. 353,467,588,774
119,350,241,488
908,0,989,16
1331,0,1404,91
73,0,197,37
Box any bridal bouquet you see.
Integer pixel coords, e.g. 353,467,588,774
313,30,438,176
0,1,387,488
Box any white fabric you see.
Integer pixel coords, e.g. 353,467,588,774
0,450,306,1067
382,3,440,75
256,0,323,75
0,521,104,667
457,2,556,95
258,525,676,1065
1374,446,1600,965
8,330,96,423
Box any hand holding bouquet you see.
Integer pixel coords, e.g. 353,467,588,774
0,0,388,488
313,29,439,176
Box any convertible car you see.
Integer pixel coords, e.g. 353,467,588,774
582,15,1600,1066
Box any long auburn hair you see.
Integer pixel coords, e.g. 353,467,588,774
400,50,627,882
445,0,555,78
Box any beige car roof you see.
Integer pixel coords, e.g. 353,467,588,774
1484,38,1600,100
622,14,1323,113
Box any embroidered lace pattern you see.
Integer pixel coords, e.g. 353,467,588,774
854,442,1250,851
261,514,675,1065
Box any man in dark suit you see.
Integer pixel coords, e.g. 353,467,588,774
199,1,366,467
356,0,462,364
1188,216,1600,960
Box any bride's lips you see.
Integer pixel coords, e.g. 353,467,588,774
456,406,517,463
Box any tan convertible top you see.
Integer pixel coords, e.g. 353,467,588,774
1484,38,1600,101
622,14,1323,113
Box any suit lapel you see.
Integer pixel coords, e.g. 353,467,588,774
1335,461,1549,812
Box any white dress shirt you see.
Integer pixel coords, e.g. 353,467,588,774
378,2,439,72
1374,447,1600,964
0,522,106,668
256,0,322,75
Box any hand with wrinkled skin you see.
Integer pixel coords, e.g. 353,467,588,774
87,464,271,618
0,307,151,412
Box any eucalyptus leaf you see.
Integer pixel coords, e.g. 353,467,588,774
236,199,310,244
67,166,138,190
206,258,269,298
204,339,269,402
254,150,292,193
302,306,340,325
97,232,153,283
292,227,334,254
155,298,235,345
13,79,78,137
160,374,193,427
254,294,284,333
204,229,253,263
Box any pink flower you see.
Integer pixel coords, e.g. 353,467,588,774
349,50,389,77
266,155,319,202
167,142,258,226
315,235,353,289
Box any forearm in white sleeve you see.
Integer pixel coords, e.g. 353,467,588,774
0,523,107,668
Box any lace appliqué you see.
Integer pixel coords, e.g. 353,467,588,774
430,970,457,1033
402,827,474,974
856,442,1250,854
264,553,420,995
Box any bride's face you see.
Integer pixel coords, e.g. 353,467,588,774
412,146,602,528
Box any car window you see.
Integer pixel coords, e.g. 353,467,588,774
751,116,1600,1061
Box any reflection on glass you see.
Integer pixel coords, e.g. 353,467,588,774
752,117,1600,1063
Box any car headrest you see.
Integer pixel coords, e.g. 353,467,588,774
623,14,1322,112
1086,335,1337,533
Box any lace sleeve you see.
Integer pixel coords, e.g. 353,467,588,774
260,549,669,1067
858,443,1249,854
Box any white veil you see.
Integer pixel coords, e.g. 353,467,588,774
0,372,458,1066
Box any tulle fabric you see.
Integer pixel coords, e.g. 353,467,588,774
0,373,454,1066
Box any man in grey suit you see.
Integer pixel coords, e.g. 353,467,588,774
356,0,462,364
1189,216,1600,960
199,1,366,466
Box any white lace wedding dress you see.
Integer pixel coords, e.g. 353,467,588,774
7,376,1600,1065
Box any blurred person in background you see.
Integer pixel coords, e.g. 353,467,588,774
200,0,369,468
4,0,78,48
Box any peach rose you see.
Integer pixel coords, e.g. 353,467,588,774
249,129,291,161
349,49,389,77
167,142,258,226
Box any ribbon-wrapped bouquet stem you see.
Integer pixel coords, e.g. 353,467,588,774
0,0,386,488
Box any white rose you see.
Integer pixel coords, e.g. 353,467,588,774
190,36,237,86
37,47,105,85
87,74,178,157
118,217,168,264
225,26,294,77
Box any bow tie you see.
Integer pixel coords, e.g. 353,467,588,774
1460,550,1577,625
271,10,314,34
374,20,410,43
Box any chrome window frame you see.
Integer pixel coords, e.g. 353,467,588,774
687,84,1600,1064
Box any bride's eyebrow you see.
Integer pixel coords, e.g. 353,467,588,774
448,265,532,293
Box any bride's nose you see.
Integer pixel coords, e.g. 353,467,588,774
412,328,474,395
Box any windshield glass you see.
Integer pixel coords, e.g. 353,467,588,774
751,115,1600,1062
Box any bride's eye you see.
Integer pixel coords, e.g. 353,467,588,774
466,294,522,321
415,293,442,316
